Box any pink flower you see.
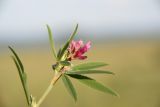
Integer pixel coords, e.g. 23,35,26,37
68,40,91,60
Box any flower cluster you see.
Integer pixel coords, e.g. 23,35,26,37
67,40,91,61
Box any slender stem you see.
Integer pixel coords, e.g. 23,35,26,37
36,83,53,107
36,72,62,107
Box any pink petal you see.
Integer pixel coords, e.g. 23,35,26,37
74,50,82,58
86,41,91,49
78,40,84,46
69,40,76,53
78,41,91,54
70,41,76,49
75,40,83,50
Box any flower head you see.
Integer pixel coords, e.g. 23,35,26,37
68,40,91,60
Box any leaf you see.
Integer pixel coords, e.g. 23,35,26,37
57,48,62,59
68,24,79,43
23,72,27,84
9,47,31,105
11,56,31,105
11,56,23,83
72,62,108,70
47,24,57,60
67,74,118,96
60,61,71,66
67,70,114,75
8,46,24,72
58,24,78,60
62,74,77,101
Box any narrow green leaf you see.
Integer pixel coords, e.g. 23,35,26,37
58,42,69,60
11,56,23,81
23,72,27,84
60,61,71,66
68,24,79,43
67,74,118,96
46,24,57,60
57,48,62,59
11,56,31,105
62,74,77,101
72,62,108,70
67,70,114,75
9,46,24,72
58,24,78,60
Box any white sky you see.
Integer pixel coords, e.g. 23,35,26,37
0,0,160,42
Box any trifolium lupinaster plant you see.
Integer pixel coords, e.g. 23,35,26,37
9,24,119,107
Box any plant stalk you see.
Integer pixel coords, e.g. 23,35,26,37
35,72,62,107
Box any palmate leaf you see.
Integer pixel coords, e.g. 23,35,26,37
58,24,78,60
62,74,77,101
67,74,118,96
67,70,114,75
9,47,31,105
72,62,108,70
47,25,57,60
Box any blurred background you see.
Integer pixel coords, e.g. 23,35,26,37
0,0,160,107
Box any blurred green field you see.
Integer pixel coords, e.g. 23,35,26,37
0,40,160,107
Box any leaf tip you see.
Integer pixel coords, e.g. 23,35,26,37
46,24,49,27
8,46,12,50
46,24,51,31
110,90,119,97
46,24,52,32
76,23,79,28
74,97,77,102
114,92,120,98
111,72,115,75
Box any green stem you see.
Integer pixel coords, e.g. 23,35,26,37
36,72,62,107
36,83,53,107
